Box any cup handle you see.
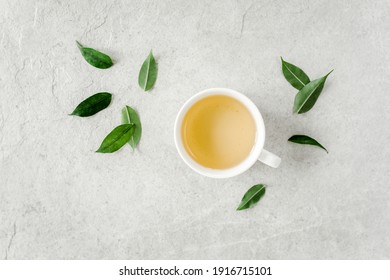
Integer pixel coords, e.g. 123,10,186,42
258,149,281,168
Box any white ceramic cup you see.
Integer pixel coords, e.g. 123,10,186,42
174,88,281,178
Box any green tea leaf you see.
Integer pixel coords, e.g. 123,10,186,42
121,106,142,150
96,124,135,153
70,92,112,117
293,70,333,114
237,184,266,211
281,57,310,90
138,50,157,91
76,41,113,69
288,135,328,153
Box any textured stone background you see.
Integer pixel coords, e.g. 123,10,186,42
1,0,390,259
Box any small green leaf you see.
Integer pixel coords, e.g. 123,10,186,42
237,184,266,211
96,124,135,153
138,50,157,91
76,41,113,69
288,135,328,153
70,92,112,117
281,57,310,90
293,70,333,114
121,106,142,150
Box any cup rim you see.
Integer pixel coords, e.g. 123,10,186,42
174,88,265,178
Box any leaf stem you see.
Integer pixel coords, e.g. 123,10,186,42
76,40,83,49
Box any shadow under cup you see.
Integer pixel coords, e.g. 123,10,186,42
174,88,266,179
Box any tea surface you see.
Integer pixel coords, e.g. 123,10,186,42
182,95,256,169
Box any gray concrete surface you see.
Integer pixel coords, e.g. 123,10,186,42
1,0,390,259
